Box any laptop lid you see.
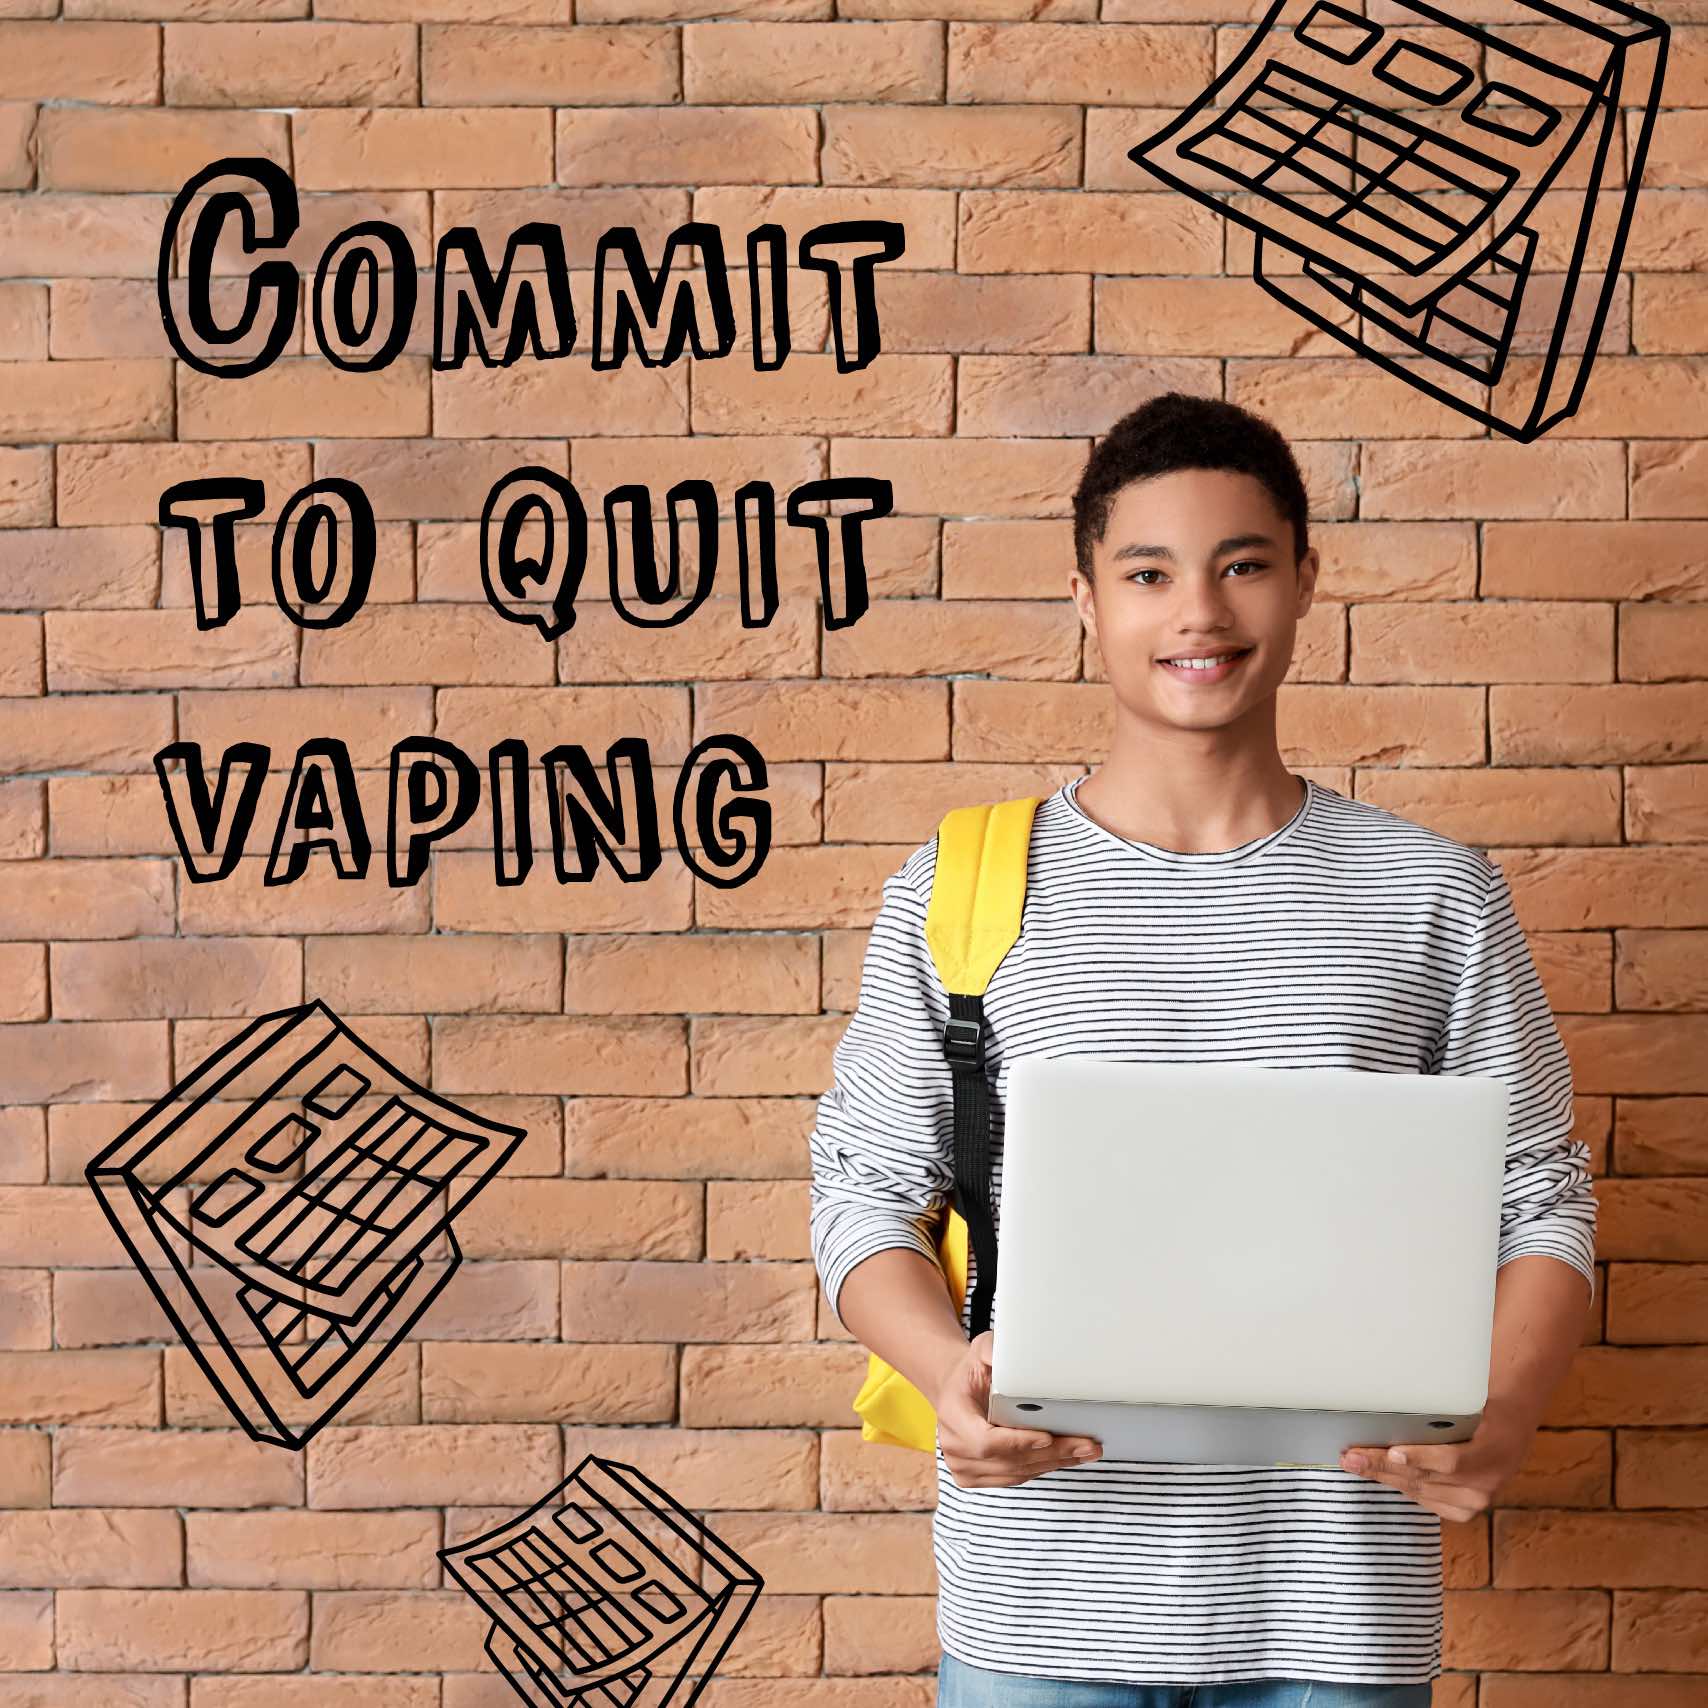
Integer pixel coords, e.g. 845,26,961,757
989,1057,1508,1419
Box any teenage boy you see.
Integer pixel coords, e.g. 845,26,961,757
808,392,1597,1707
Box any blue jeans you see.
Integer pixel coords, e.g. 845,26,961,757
938,1652,1434,1707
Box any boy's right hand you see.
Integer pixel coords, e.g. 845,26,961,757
934,1330,1102,1487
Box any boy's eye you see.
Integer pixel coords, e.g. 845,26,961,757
1126,562,1266,585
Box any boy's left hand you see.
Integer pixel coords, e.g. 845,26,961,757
1339,1419,1530,1522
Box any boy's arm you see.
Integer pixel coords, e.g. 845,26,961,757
1481,1253,1595,1451
837,1248,974,1412
809,860,963,1389
1435,857,1597,1439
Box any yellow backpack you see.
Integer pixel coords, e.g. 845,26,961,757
850,794,1041,1453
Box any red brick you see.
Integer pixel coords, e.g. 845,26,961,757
180,357,428,440
686,20,938,101
0,695,176,778
0,942,45,1022
559,1260,815,1340
565,931,815,1015
564,1095,811,1179
37,109,288,193
307,1423,560,1508
0,362,170,451
0,1277,46,1352
0,1185,151,1264
0,446,51,525
0,1021,170,1103
186,1511,441,1589
58,1588,307,1671
820,1428,938,1513
682,1342,870,1428
0,780,43,861
558,106,818,187
710,1511,935,1595
50,937,302,1020
1616,1428,1708,1511
693,843,917,933
0,1351,160,1427
0,23,159,101
422,23,675,104
0,1108,46,1190
1482,522,1708,601
1351,602,1612,685
1611,1589,1708,1672
0,1589,50,1669
0,614,39,695
823,1595,937,1675
0,527,158,610
420,1341,677,1423
1614,1098,1708,1174
195,1682,437,1708
1442,1587,1608,1671
0,1681,178,1708
1495,1509,1708,1589
54,1427,303,1509
0,112,33,197
0,1429,49,1508
164,21,417,105
308,1589,484,1673
825,104,1077,190
0,194,168,286
947,21,1210,103
706,1182,810,1260
1632,439,1708,519
0,1508,182,1587
960,188,1221,275
1362,441,1627,521
1492,685,1708,767
295,108,554,189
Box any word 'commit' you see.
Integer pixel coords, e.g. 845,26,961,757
160,158,907,378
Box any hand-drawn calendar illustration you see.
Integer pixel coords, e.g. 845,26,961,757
1131,0,1669,439
441,1455,765,1708
86,998,524,1449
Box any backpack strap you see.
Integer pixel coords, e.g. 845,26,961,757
924,796,1039,1341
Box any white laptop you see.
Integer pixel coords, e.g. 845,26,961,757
986,1057,1508,1467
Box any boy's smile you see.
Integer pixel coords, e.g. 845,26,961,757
1156,645,1254,684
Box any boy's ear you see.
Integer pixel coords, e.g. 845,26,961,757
1295,547,1319,611
1068,572,1096,636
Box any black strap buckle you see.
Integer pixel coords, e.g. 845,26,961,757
943,1016,984,1068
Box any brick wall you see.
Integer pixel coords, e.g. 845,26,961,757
2,2,1706,1703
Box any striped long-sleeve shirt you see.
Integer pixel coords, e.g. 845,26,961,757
808,772,1597,1688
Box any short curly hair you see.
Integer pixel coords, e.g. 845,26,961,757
1072,392,1310,583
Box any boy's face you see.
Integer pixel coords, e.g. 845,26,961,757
1070,467,1318,735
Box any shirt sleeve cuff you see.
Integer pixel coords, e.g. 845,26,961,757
1496,1235,1597,1310
816,1218,946,1336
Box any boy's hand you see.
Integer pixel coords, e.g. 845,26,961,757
935,1330,1102,1488
1339,1416,1531,1522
